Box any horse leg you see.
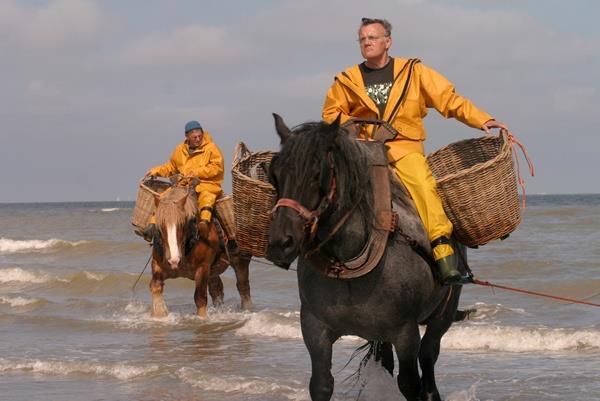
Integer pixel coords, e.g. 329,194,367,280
208,274,224,306
419,286,461,401
194,262,211,318
392,321,422,401
231,253,252,310
301,308,337,401
149,260,168,317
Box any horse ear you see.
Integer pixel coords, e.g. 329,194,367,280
327,113,343,143
273,113,291,144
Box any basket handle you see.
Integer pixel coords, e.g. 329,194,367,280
502,129,535,208
232,142,251,170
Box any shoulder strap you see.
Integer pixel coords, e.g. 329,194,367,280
386,58,421,123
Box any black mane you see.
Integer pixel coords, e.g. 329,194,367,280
274,120,374,227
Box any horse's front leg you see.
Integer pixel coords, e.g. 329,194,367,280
301,307,337,401
194,262,211,318
231,253,252,310
150,259,168,317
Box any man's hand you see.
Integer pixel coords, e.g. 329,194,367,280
481,119,508,134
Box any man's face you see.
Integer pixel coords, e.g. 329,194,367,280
186,129,204,149
358,23,391,61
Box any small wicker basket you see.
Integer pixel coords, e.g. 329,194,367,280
215,195,236,240
427,130,521,247
231,142,277,257
131,177,173,229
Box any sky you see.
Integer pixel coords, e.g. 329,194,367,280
1,0,599,202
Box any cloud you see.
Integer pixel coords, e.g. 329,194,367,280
0,0,106,49
120,25,253,67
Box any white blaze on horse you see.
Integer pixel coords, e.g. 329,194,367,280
150,182,252,318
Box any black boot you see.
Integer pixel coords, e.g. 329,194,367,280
135,223,156,242
435,253,461,285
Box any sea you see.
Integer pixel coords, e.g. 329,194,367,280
0,194,598,401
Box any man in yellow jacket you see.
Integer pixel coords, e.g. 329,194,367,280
322,18,508,284
138,120,224,241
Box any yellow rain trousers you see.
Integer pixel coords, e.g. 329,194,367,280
322,57,494,260
148,132,224,222
392,153,453,260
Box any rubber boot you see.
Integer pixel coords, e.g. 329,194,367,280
135,223,156,242
196,208,212,239
432,238,461,285
435,252,461,285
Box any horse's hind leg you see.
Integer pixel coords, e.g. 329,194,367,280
392,321,422,401
419,286,461,401
150,260,168,317
301,308,337,401
208,275,224,306
231,253,252,310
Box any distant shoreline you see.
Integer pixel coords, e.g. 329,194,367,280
1,193,600,205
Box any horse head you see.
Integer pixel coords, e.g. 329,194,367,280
154,186,198,269
266,114,372,268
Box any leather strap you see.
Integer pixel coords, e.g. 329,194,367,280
386,58,420,124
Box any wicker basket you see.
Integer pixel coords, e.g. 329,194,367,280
131,177,173,229
231,142,277,257
427,130,520,247
215,194,236,240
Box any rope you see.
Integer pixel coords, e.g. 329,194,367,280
472,278,600,307
251,257,297,271
131,250,152,292
506,131,535,208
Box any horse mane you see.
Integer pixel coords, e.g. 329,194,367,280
277,121,375,225
155,186,198,228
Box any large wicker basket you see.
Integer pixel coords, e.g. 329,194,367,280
131,177,173,229
427,130,521,247
231,142,277,257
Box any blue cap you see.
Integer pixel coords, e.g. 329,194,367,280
184,120,202,134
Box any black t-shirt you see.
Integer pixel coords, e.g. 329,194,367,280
360,58,394,116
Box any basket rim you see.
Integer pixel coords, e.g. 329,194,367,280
429,130,512,185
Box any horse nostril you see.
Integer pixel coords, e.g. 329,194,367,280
282,236,294,250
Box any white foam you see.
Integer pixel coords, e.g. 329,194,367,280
177,367,309,400
0,237,86,253
443,324,600,352
235,311,302,339
0,267,54,284
82,271,105,281
0,295,39,307
0,358,159,380
101,208,120,212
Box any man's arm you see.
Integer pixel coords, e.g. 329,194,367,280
418,63,495,131
194,145,224,179
322,79,354,124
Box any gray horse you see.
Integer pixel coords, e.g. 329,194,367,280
266,115,467,401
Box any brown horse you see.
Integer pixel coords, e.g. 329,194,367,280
150,183,252,318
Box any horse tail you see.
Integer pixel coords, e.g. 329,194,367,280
342,341,395,395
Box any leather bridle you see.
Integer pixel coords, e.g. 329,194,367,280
271,152,337,244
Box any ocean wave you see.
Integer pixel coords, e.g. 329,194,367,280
0,295,40,307
443,324,600,352
0,357,159,380
0,267,66,284
235,310,599,352
0,237,87,253
101,208,120,212
177,367,309,400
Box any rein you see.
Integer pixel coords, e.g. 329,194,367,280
271,152,345,247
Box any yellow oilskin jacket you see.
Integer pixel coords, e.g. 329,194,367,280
148,132,224,196
322,58,493,162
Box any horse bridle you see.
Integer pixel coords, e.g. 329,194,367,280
271,152,337,244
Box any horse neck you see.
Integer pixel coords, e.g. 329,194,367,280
315,165,373,262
